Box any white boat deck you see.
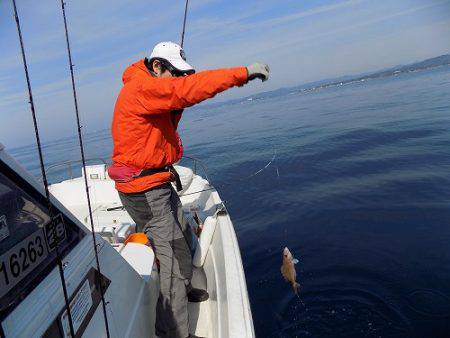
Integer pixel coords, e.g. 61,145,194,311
48,164,255,338
189,267,210,337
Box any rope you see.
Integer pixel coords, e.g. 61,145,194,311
59,1,110,336
11,0,75,336
180,0,189,48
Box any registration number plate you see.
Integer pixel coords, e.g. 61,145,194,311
0,229,49,298
60,279,93,337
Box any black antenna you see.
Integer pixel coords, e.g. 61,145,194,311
11,0,76,336
58,1,111,336
180,0,189,48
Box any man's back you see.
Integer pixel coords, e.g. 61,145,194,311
112,59,180,193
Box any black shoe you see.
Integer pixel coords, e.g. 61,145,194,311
187,288,209,303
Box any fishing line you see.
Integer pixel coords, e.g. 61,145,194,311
106,149,278,213
242,150,276,180
296,294,306,309
11,0,75,336
181,147,278,197
58,0,111,336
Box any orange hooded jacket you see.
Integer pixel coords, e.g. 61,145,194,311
111,59,248,193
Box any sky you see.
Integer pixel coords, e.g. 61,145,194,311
1,0,449,148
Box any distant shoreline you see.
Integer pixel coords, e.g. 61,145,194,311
202,54,450,109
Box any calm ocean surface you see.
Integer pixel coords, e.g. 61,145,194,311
9,66,450,337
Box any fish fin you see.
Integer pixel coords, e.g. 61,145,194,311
292,282,301,295
292,258,299,264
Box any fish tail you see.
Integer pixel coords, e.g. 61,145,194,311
292,282,301,295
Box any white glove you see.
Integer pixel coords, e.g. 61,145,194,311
247,63,270,82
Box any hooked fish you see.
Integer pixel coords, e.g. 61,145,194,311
281,247,300,295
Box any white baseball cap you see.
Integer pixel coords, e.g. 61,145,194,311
149,41,195,73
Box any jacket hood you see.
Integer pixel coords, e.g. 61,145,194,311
122,59,150,84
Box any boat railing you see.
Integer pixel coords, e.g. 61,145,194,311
181,155,211,183
39,158,110,182
41,156,211,184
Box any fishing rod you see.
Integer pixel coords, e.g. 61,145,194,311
180,0,189,48
10,0,76,336
58,0,111,336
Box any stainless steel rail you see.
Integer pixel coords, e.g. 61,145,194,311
181,155,211,183
39,158,109,182
41,156,212,184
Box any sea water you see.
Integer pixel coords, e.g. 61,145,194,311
9,65,450,337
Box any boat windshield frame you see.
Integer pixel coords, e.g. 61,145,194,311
0,159,86,323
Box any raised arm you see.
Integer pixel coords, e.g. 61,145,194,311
138,67,248,113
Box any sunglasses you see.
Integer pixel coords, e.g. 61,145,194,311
160,60,187,77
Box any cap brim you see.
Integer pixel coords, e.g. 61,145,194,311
167,57,195,73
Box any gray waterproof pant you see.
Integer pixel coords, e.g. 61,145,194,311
119,183,192,338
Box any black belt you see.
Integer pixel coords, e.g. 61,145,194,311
138,165,183,191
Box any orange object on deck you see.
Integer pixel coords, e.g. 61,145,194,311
124,232,150,246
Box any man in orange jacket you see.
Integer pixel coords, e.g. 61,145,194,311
111,41,269,338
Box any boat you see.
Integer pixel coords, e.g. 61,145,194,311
0,144,254,337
